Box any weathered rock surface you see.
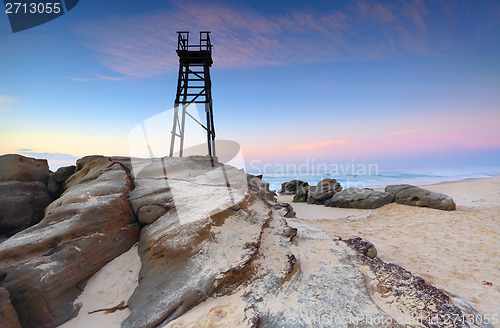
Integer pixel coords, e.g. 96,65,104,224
326,187,394,209
344,239,493,328
0,154,50,183
245,219,397,327
0,181,51,236
247,173,276,203
166,217,394,327
386,184,456,211
307,178,342,204
292,184,309,203
0,287,21,328
122,157,268,327
0,155,489,328
278,180,309,195
47,165,76,199
343,237,378,258
165,217,490,328
0,154,52,236
122,158,486,328
270,201,296,218
53,165,76,183
0,156,140,327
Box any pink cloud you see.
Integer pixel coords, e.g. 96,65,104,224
239,109,500,162
72,0,451,78
386,128,426,135
289,139,349,151
0,95,17,110
0,95,16,103
465,140,500,149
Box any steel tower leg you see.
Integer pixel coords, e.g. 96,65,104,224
179,103,187,157
169,105,179,157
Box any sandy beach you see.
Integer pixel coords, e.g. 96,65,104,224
59,245,141,328
278,177,500,323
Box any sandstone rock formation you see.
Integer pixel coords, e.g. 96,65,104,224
0,154,52,236
247,173,276,203
270,201,296,218
386,184,456,211
53,165,76,183
0,154,50,183
293,178,342,205
343,237,378,258
121,158,485,328
164,218,490,328
47,165,76,199
0,287,21,328
278,179,309,195
0,155,489,328
292,184,309,203
308,178,342,204
0,156,140,327
326,187,395,209
121,157,265,327
343,237,493,328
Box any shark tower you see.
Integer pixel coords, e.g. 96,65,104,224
169,31,215,158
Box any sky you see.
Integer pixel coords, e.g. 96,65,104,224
1,0,499,171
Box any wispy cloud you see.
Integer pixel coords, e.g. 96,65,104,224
67,76,96,82
16,149,79,169
16,149,79,159
0,95,17,110
66,73,129,82
289,139,348,151
386,129,426,135
465,140,500,148
73,0,464,78
93,74,129,81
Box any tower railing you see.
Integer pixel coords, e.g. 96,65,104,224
177,31,189,51
177,31,212,53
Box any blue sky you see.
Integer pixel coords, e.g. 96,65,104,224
1,0,499,170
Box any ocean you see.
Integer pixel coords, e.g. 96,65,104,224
252,167,500,192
